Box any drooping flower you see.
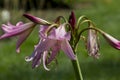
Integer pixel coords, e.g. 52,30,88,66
86,28,100,58
102,32,120,50
68,11,76,30
23,13,51,25
25,24,76,70
0,22,36,53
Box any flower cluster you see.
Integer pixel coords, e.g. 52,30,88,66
0,11,120,70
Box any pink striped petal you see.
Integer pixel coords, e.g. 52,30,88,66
35,39,57,53
61,40,76,60
1,22,23,32
32,52,42,68
16,27,35,53
48,24,71,40
0,22,35,39
47,42,60,64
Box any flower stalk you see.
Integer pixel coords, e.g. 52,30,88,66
71,50,83,80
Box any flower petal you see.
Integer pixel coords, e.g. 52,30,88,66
25,45,39,62
25,51,37,62
32,52,42,68
16,21,24,26
0,22,35,39
48,24,71,40
1,22,23,32
47,42,60,64
39,25,48,38
16,27,35,53
61,40,76,60
35,39,56,53
43,51,50,71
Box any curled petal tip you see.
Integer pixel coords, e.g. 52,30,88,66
16,48,20,53
43,51,50,71
44,65,50,71
25,56,33,62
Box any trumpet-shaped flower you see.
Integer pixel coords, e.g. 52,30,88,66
0,22,36,53
25,24,76,70
86,29,100,58
102,32,120,50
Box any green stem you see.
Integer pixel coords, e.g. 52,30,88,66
71,54,83,80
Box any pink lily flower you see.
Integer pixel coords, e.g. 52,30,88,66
0,22,36,53
86,29,100,58
25,24,76,70
102,32,120,50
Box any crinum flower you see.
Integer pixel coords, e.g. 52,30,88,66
0,22,36,53
25,24,76,70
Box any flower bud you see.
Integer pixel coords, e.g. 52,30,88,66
102,32,120,50
68,11,76,30
23,14,51,25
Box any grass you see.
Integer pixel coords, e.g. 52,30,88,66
1,0,120,80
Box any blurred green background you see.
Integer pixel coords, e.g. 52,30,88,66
0,0,120,80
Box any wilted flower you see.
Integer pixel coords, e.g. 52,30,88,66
102,32,120,50
25,24,76,70
86,28,100,58
0,22,36,53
